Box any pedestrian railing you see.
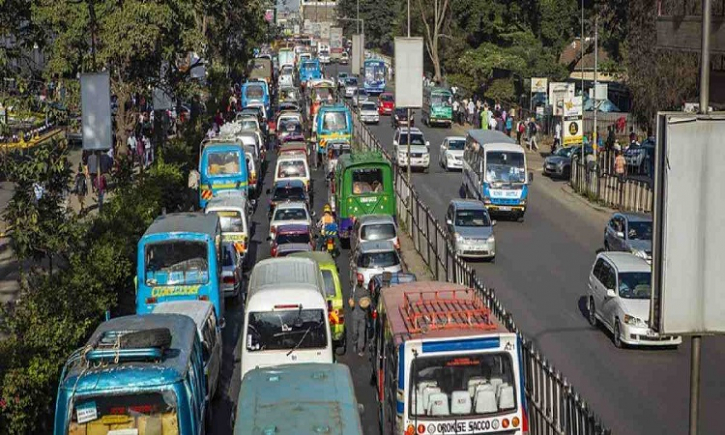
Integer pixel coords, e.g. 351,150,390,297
570,160,653,213
348,103,611,435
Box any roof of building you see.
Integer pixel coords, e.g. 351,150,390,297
559,38,612,71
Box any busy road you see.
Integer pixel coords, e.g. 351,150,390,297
208,139,382,434
326,62,725,435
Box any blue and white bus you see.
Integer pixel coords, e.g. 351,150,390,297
461,130,532,221
363,59,386,95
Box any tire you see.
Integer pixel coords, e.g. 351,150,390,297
587,297,598,327
613,320,624,348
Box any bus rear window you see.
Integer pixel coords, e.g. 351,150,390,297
246,309,327,351
322,112,348,131
145,241,209,286
409,353,516,418
215,210,245,233
206,151,241,176
352,168,384,194
69,392,178,435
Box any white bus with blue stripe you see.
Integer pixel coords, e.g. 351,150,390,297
461,130,532,222
371,281,528,435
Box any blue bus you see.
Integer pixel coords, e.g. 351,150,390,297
241,80,270,113
234,363,363,435
136,212,225,321
363,59,386,95
299,58,322,85
314,104,353,159
199,142,248,208
54,314,209,435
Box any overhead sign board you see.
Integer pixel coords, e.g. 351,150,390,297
352,34,364,75
80,72,112,151
563,95,583,118
549,82,575,116
563,119,582,145
531,77,548,93
651,113,725,335
394,37,424,108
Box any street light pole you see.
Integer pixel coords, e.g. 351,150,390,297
407,0,411,188
356,0,360,35
593,15,598,161
580,0,584,165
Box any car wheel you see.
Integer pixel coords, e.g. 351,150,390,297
613,320,624,348
587,297,597,327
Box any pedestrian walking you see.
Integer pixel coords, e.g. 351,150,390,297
467,100,475,125
505,115,513,136
553,122,562,151
516,120,524,144
96,172,107,212
528,118,539,151
614,151,626,181
452,99,460,124
72,162,87,212
127,132,137,166
349,283,372,356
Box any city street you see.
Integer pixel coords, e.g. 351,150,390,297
326,63,725,435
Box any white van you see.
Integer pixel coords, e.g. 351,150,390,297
241,258,333,379
152,301,222,399
274,153,311,191
205,195,251,258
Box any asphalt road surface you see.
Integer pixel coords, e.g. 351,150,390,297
209,98,381,434
325,63,725,435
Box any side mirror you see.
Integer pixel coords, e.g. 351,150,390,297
311,211,316,217
616,231,625,239
492,220,497,226
441,144,446,150
528,171,534,182
606,289,617,298
426,141,431,147
446,219,452,225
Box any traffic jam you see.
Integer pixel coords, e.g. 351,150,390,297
54,36,532,435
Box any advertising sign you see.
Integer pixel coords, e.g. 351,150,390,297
563,119,582,145
531,77,548,94
549,82,575,116
394,37,424,108
563,96,583,118
80,72,112,151
352,34,364,75
651,113,725,335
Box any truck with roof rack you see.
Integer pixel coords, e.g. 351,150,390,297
54,314,209,435
371,281,527,435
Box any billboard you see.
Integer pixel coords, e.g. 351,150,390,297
549,82,575,116
352,34,364,75
563,119,582,145
80,72,112,151
394,37,424,108
563,95,583,118
330,27,343,52
531,77,548,93
651,113,725,335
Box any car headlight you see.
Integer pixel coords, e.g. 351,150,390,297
487,235,495,243
624,314,647,327
454,232,464,243
632,249,648,260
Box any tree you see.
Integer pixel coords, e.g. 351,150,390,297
415,0,451,82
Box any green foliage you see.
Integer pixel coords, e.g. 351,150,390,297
337,0,402,50
485,78,517,105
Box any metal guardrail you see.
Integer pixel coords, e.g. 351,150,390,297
570,160,653,213
348,102,611,435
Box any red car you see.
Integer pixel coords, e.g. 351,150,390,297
270,224,315,257
378,92,395,115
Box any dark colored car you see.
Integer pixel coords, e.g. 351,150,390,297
270,224,314,257
543,145,592,179
267,179,309,218
391,107,412,129
367,272,417,339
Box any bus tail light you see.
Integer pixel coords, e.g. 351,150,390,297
501,418,510,429
512,416,520,428
417,425,425,434
198,295,209,301
223,276,236,285
405,425,415,435
145,297,157,305
372,309,378,319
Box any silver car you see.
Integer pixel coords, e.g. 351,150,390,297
438,136,466,171
344,77,359,98
220,242,244,300
359,101,380,124
352,214,400,252
351,240,403,288
604,212,652,264
446,199,496,260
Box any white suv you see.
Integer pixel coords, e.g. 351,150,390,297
393,127,430,172
586,252,681,348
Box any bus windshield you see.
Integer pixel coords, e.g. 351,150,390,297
215,210,245,233
485,151,526,184
431,94,451,107
302,62,318,71
365,63,385,82
145,240,209,286
206,150,242,176
245,85,264,100
322,112,349,132
68,392,179,435
246,309,327,351
409,353,517,418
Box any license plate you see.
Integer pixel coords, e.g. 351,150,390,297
646,330,657,337
498,206,512,211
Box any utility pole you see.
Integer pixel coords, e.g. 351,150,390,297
593,15,598,161
580,0,584,164
407,0,412,187
356,0,360,34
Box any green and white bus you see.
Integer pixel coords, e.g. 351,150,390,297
422,87,453,128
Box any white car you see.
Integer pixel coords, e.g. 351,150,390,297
319,50,330,64
344,78,359,98
268,201,312,241
340,52,349,64
393,127,430,172
438,136,466,171
586,252,681,348
358,101,380,124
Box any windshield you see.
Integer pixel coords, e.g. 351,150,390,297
409,353,516,418
322,112,349,132
628,221,652,241
345,78,358,86
320,50,329,56
455,209,491,227
278,119,302,134
328,145,351,158
273,186,305,202
432,94,451,106
214,210,245,233
239,119,258,131
222,242,235,267
321,270,337,298
274,207,308,221
359,251,400,268
245,85,264,100
361,223,396,241
314,88,333,100
365,63,385,82
619,272,651,299
246,309,327,351
281,66,294,74
361,102,377,111
302,61,318,71
68,392,179,435
352,168,385,194
485,151,526,184
381,94,394,102
554,146,578,158
144,241,208,286
277,159,308,178
448,140,465,150
206,150,242,176
276,231,311,245
398,134,426,146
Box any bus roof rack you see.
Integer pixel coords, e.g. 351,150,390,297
84,328,172,364
399,289,497,334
